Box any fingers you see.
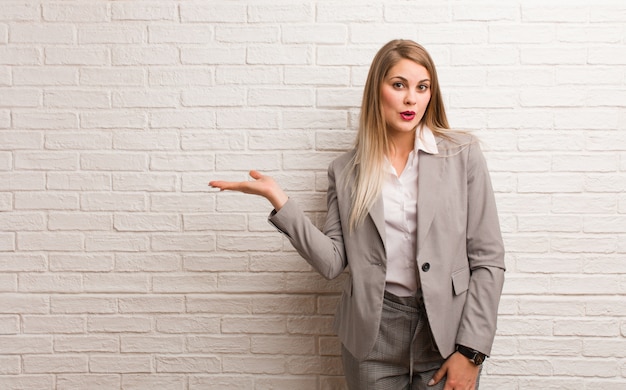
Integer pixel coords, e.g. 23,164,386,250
249,170,263,180
428,365,446,386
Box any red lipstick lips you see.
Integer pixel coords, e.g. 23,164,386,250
400,111,416,121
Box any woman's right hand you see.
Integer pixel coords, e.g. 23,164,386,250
209,170,289,211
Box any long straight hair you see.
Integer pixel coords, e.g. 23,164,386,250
347,39,450,231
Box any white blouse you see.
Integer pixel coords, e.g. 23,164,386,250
382,126,439,297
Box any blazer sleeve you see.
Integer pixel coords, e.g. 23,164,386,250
267,162,347,280
455,140,506,356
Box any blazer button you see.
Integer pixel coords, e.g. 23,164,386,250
421,263,431,272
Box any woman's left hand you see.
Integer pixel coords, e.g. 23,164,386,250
428,351,480,389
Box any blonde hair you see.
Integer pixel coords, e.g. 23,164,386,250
347,39,450,230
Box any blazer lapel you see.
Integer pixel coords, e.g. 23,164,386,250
368,194,386,248
417,150,444,252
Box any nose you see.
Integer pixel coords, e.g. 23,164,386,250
404,90,416,105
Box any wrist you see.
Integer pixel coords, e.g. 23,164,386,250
268,191,288,211
455,344,486,366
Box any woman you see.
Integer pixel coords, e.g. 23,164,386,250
210,39,505,390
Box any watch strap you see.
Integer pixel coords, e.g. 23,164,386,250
455,344,486,365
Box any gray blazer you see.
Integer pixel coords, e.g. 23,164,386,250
269,132,505,361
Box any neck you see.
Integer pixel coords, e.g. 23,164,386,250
387,130,416,158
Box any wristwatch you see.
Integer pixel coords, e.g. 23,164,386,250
455,344,486,366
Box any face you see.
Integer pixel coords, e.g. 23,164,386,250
380,58,431,137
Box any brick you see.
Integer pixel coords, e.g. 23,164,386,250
249,254,312,273
183,214,247,232
57,374,120,390
217,233,282,252
122,375,184,390
118,296,185,314
87,316,152,333
44,90,109,109
0,213,46,232
522,3,589,23
182,87,246,107
13,66,77,86
80,67,144,86
46,132,112,150
216,110,278,129
50,252,113,272
80,192,148,211
152,275,218,293
14,192,79,210
115,253,180,272
0,272,16,289
11,24,74,44
453,4,518,21
81,152,147,171
186,335,250,354
121,336,184,353
149,67,214,86
22,315,85,334
43,3,108,22
85,233,149,252
0,355,20,374
282,24,347,44
222,355,285,374
79,26,144,44
81,111,147,129
0,335,51,354
0,47,41,65
0,87,40,107
452,46,518,65
181,47,246,65
15,151,78,170
113,131,178,151
112,173,177,192
151,234,216,252
0,2,40,21
317,87,361,108
150,110,215,129
151,193,213,213
50,296,116,314
215,26,278,43
13,111,79,129
247,45,312,65
112,2,176,21
553,358,619,377
156,316,221,334
156,356,220,373
112,90,177,108
89,356,151,373
114,213,179,232
47,173,111,191
317,3,381,22
186,295,251,314
179,3,246,23
287,315,334,335
18,273,82,293
181,131,245,151
149,25,214,44
112,46,178,65
252,335,315,355
215,152,280,171
249,88,314,107
24,355,87,373
45,47,109,65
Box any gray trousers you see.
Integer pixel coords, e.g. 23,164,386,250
341,290,481,390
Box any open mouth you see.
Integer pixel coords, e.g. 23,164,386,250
400,111,415,121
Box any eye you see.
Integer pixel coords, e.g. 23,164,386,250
393,82,404,89
418,84,430,91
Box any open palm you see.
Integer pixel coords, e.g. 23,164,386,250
209,170,288,210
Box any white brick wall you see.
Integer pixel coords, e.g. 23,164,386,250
0,0,624,388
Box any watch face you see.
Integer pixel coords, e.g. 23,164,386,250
473,354,485,365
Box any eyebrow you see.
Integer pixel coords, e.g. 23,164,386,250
389,75,431,83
